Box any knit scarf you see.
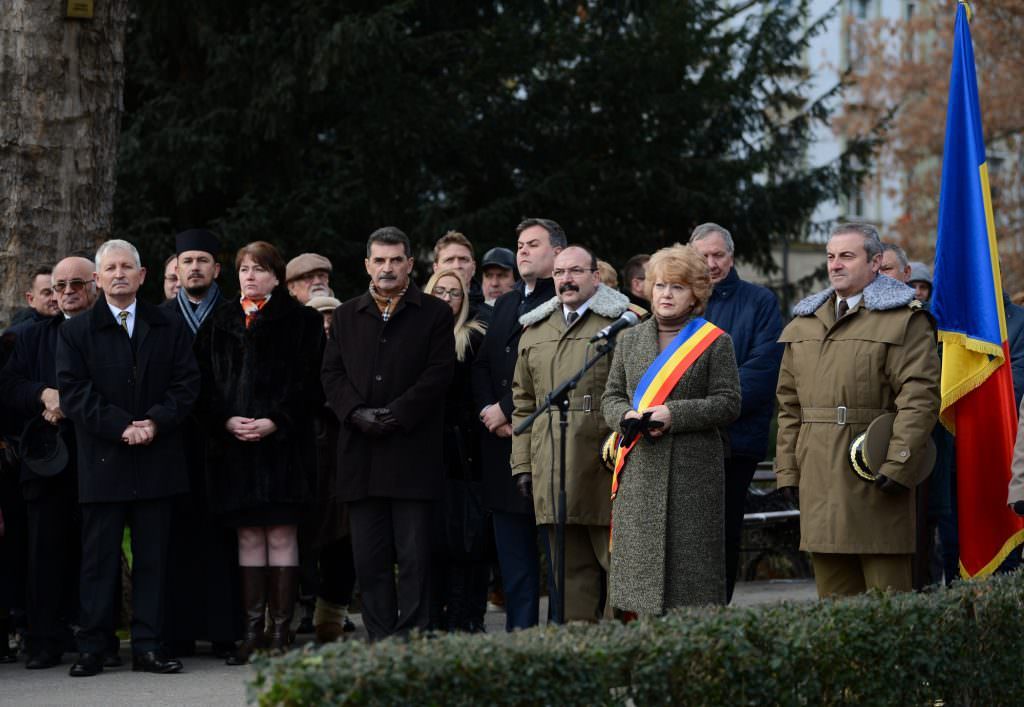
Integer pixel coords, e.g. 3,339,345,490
240,294,270,329
176,281,221,335
369,284,407,322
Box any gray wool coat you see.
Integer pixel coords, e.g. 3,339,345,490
602,317,741,615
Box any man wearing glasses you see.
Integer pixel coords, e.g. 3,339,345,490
0,256,97,669
511,245,633,622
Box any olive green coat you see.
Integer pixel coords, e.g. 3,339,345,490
602,317,741,614
511,285,631,526
775,275,941,554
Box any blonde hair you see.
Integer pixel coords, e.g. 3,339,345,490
644,243,712,315
425,268,486,362
596,260,618,288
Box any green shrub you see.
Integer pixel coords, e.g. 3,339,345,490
250,572,1024,706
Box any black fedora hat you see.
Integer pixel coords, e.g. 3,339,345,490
18,416,69,478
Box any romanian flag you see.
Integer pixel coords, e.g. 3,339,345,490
931,2,1024,578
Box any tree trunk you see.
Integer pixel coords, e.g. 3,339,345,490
0,1,128,324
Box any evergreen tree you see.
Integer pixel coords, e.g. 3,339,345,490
116,1,872,299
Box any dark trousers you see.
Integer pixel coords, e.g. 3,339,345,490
318,536,356,606
348,498,433,641
724,455,759,603
78,499,172,654
24,493,80,655
491,510,540,630
163,495,240,648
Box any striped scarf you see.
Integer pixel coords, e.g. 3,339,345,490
369,284,407,322
176,281,221,335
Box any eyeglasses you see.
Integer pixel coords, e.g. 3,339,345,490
53,279,91,293
431,287,464,300
552,267,596,279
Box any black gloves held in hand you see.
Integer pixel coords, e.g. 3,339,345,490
513,473,533,501
348,407,399,437
873,474,909,495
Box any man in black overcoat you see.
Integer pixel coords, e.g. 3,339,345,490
57,239,200,677
470,218,564,630
321,227,455,641
0,256,98,669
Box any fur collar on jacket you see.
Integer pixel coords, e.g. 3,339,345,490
792,275,914,317
518,283,631,327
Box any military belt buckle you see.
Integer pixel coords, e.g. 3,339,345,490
836,406,847,425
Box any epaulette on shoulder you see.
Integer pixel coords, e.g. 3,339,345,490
628,303,650,321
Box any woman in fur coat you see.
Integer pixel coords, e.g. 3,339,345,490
194,241,324,663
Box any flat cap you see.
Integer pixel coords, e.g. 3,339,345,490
286,253,333,282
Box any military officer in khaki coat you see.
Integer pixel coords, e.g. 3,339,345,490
775,223,940,597
511,245,633,621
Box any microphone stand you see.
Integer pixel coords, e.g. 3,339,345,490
513,337,617,625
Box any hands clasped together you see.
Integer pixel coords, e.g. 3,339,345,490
226,416,278,442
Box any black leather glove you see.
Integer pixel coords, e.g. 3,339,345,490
779,486,799,509
373,408,400,432
1013,501,1024,516
513,473,533,501
349,407,388,437
874,474,909,495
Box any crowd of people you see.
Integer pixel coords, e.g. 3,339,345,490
0,217,1017,678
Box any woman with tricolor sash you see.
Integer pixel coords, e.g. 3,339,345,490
602,244,740,615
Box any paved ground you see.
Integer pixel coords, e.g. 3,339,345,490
0,578,818,706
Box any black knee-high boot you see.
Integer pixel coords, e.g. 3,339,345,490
226,567,266,666
265,567,297,654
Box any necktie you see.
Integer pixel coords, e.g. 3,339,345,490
566,311,579,327
118,311,130,334
837,299,849,319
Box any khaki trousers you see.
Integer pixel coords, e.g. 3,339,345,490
544,524,610,622
811,552,913,598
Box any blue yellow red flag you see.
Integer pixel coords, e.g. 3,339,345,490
931,2,1024,578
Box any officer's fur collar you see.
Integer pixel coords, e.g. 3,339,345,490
793,274,915,316
519,284,631,327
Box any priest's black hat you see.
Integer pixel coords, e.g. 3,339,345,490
175,228,221,257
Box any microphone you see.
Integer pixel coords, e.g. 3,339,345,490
590,311,640,343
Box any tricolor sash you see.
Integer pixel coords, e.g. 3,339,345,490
609,317,724,499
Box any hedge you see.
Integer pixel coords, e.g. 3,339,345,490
250,571,1024,705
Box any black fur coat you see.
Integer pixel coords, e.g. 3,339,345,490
194,288,324,517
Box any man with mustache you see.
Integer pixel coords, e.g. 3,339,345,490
286,253,333,305
511,245,634,622
322,227,455,640
57,239,200,676
158,229,237,660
